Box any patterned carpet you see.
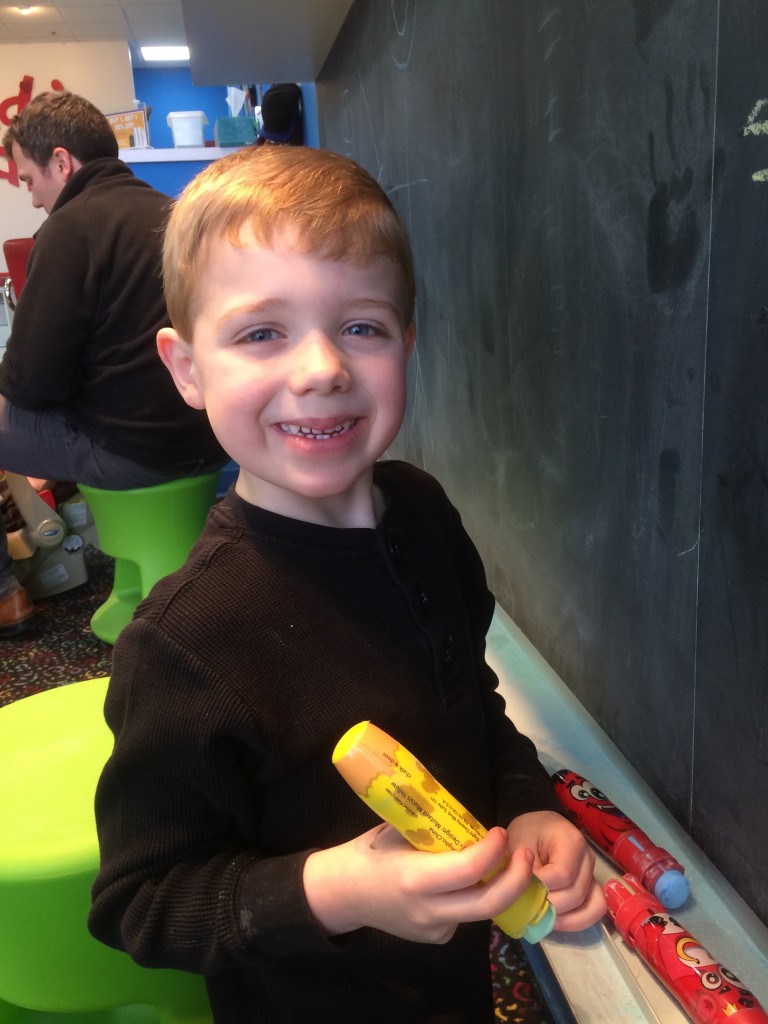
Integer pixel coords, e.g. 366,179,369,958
2,546,555,1023
1,545,114,706
491,927,556,1023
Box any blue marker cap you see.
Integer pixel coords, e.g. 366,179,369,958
522,900,557,944
653,869,690,910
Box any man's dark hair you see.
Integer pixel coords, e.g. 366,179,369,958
3,90,118,165
255,83,303,147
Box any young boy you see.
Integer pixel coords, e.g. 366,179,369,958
89,145,605,1023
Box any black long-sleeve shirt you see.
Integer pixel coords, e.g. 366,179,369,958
89,462,560,1023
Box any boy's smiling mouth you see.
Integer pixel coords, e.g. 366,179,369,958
278,419,358,440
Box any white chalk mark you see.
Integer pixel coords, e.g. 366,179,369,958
689,14,721,827
544,35,562,62
407,345,434,450
677,535,701,557
341,88,354,147
387,179,428,195
390,0,416,69
390,0,408,36
356,73,381,172
538,7,560,32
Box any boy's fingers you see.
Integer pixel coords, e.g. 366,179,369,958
364,824,517,894
551,879,607,931
431,842,535,923
536,836,596,891
420,826,514,892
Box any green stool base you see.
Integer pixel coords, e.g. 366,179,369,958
0,680,211,1024
79,473,220,644
0,1006,159,1023
88,578,140,646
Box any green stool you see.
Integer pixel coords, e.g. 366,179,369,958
0,678,211,1024
79,473,220,644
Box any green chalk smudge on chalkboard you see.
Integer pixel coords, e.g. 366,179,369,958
744,98,768,135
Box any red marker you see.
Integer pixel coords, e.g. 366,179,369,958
552,768,690,909
604,874,768,1024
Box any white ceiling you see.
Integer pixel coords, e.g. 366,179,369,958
0,0,188,68
0,0,354,80
181,0,353,85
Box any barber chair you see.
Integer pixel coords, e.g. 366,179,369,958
2,236,34,314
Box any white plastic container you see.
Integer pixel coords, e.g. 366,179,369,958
166,110,207,147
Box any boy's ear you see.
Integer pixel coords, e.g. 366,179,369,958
156,327,206,410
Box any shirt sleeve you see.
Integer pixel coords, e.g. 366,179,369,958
88,620,338,974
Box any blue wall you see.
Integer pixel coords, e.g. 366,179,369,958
133,66,229,149
126,70,318,196
123,157,211,199
133,69,318,151
127,67,231,196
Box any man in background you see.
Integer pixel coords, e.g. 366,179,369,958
0,90,224,637
256,82,303,146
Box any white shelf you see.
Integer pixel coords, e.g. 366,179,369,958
119,147,243,163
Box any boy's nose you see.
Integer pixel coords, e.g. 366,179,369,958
290,333,350,393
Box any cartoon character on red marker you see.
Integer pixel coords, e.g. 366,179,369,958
552,768,689,908
605,876,768,1023
552,769,633,852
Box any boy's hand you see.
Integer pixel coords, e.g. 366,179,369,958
506,810,607,931
304,824,535,944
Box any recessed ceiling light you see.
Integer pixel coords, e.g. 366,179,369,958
17,5,36,13
140,46,190,61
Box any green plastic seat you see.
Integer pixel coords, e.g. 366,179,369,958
78,473,220,644
0,678,211,1024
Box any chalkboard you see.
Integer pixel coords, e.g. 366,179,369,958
317,0,768,925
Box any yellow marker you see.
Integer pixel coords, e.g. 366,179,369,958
332,720,556,943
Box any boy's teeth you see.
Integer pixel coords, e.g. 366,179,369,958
280,420,354,438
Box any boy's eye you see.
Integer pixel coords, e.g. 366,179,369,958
344,322,380,337
244,327,280,343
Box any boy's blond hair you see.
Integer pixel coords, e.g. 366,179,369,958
163,146,415,339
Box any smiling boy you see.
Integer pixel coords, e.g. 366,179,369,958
89,146,604,1024
160,218,414,529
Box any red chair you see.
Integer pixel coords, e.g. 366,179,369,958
3,237,34,310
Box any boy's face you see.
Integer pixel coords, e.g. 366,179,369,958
158,225,415,528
